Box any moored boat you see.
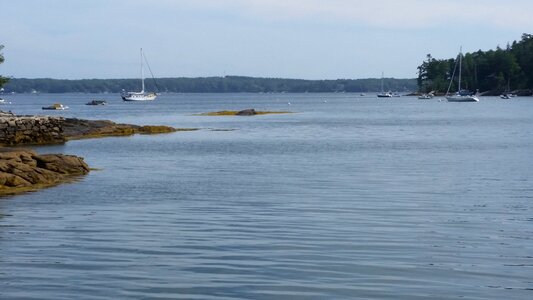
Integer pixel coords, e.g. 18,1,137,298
121,48,158,101
86,100,107,105
377,92,393,98
445,47,479,102
377,72,393,98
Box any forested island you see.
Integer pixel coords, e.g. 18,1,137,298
2,76,416,94
417,33,533,95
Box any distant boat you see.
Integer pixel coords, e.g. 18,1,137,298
86,100,107,105
377,72,392,98
0,98,6,104
445,47,479,102
418,91,435,100
500,78,516,99
42,103,68,110
377,92,392,98
121,48,157,101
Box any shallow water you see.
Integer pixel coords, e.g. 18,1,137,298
1,93,532,299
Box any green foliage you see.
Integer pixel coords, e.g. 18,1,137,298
2,76,417,94
0,45,9,89
417,33,533,93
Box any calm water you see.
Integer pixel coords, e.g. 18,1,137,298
1,93,532,299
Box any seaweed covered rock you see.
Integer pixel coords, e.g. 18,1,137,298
63,118,181,140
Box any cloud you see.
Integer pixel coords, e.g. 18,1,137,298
174,0,533,30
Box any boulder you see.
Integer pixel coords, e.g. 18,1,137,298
236,109,257,116
0,148,89,195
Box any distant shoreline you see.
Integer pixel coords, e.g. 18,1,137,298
1,76,417,94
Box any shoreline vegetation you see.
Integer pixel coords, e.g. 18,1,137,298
0,114,198,197
417,33,533,95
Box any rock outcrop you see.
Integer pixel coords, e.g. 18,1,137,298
236,109,257,116
198,109,291,116
0,148,90,196
63,118,189,140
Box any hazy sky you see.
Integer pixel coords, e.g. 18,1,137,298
1,0,531,80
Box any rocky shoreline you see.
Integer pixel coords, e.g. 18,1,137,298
0,112,194,196
0,148,90,196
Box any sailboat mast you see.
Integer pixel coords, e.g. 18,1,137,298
140,48,145,93
381,71,384,92
458,46,462,92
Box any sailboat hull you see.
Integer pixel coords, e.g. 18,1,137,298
121,92,157,101
446,95,479,102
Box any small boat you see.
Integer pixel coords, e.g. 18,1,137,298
377,72,393,98
121,48,158,101
0,98,6,104
500,94,511,99
445,47,479,102
86,100,107,105
377,92,392,98
418,92,434,99
42,103,68,110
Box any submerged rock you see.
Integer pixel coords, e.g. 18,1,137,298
198,110,291,116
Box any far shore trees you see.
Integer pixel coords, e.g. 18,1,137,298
0,45,9,89
417,33,533,94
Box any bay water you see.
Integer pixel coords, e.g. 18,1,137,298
1,93,532,299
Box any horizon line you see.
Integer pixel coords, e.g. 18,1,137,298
6,75,417,81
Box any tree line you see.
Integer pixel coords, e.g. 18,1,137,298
0,45,8,89
2,76,416,94
417,33,533,95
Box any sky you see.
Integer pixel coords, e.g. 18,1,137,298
1,0,532,80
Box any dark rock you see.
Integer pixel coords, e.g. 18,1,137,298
236,109,257,116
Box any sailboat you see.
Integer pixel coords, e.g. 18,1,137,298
377,72,392,98
445,47,479,102
121,48,157,101
500,77,516,99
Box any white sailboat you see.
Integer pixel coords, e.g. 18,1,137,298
121,48,157,101
377,72,392,98
446,47,479,102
